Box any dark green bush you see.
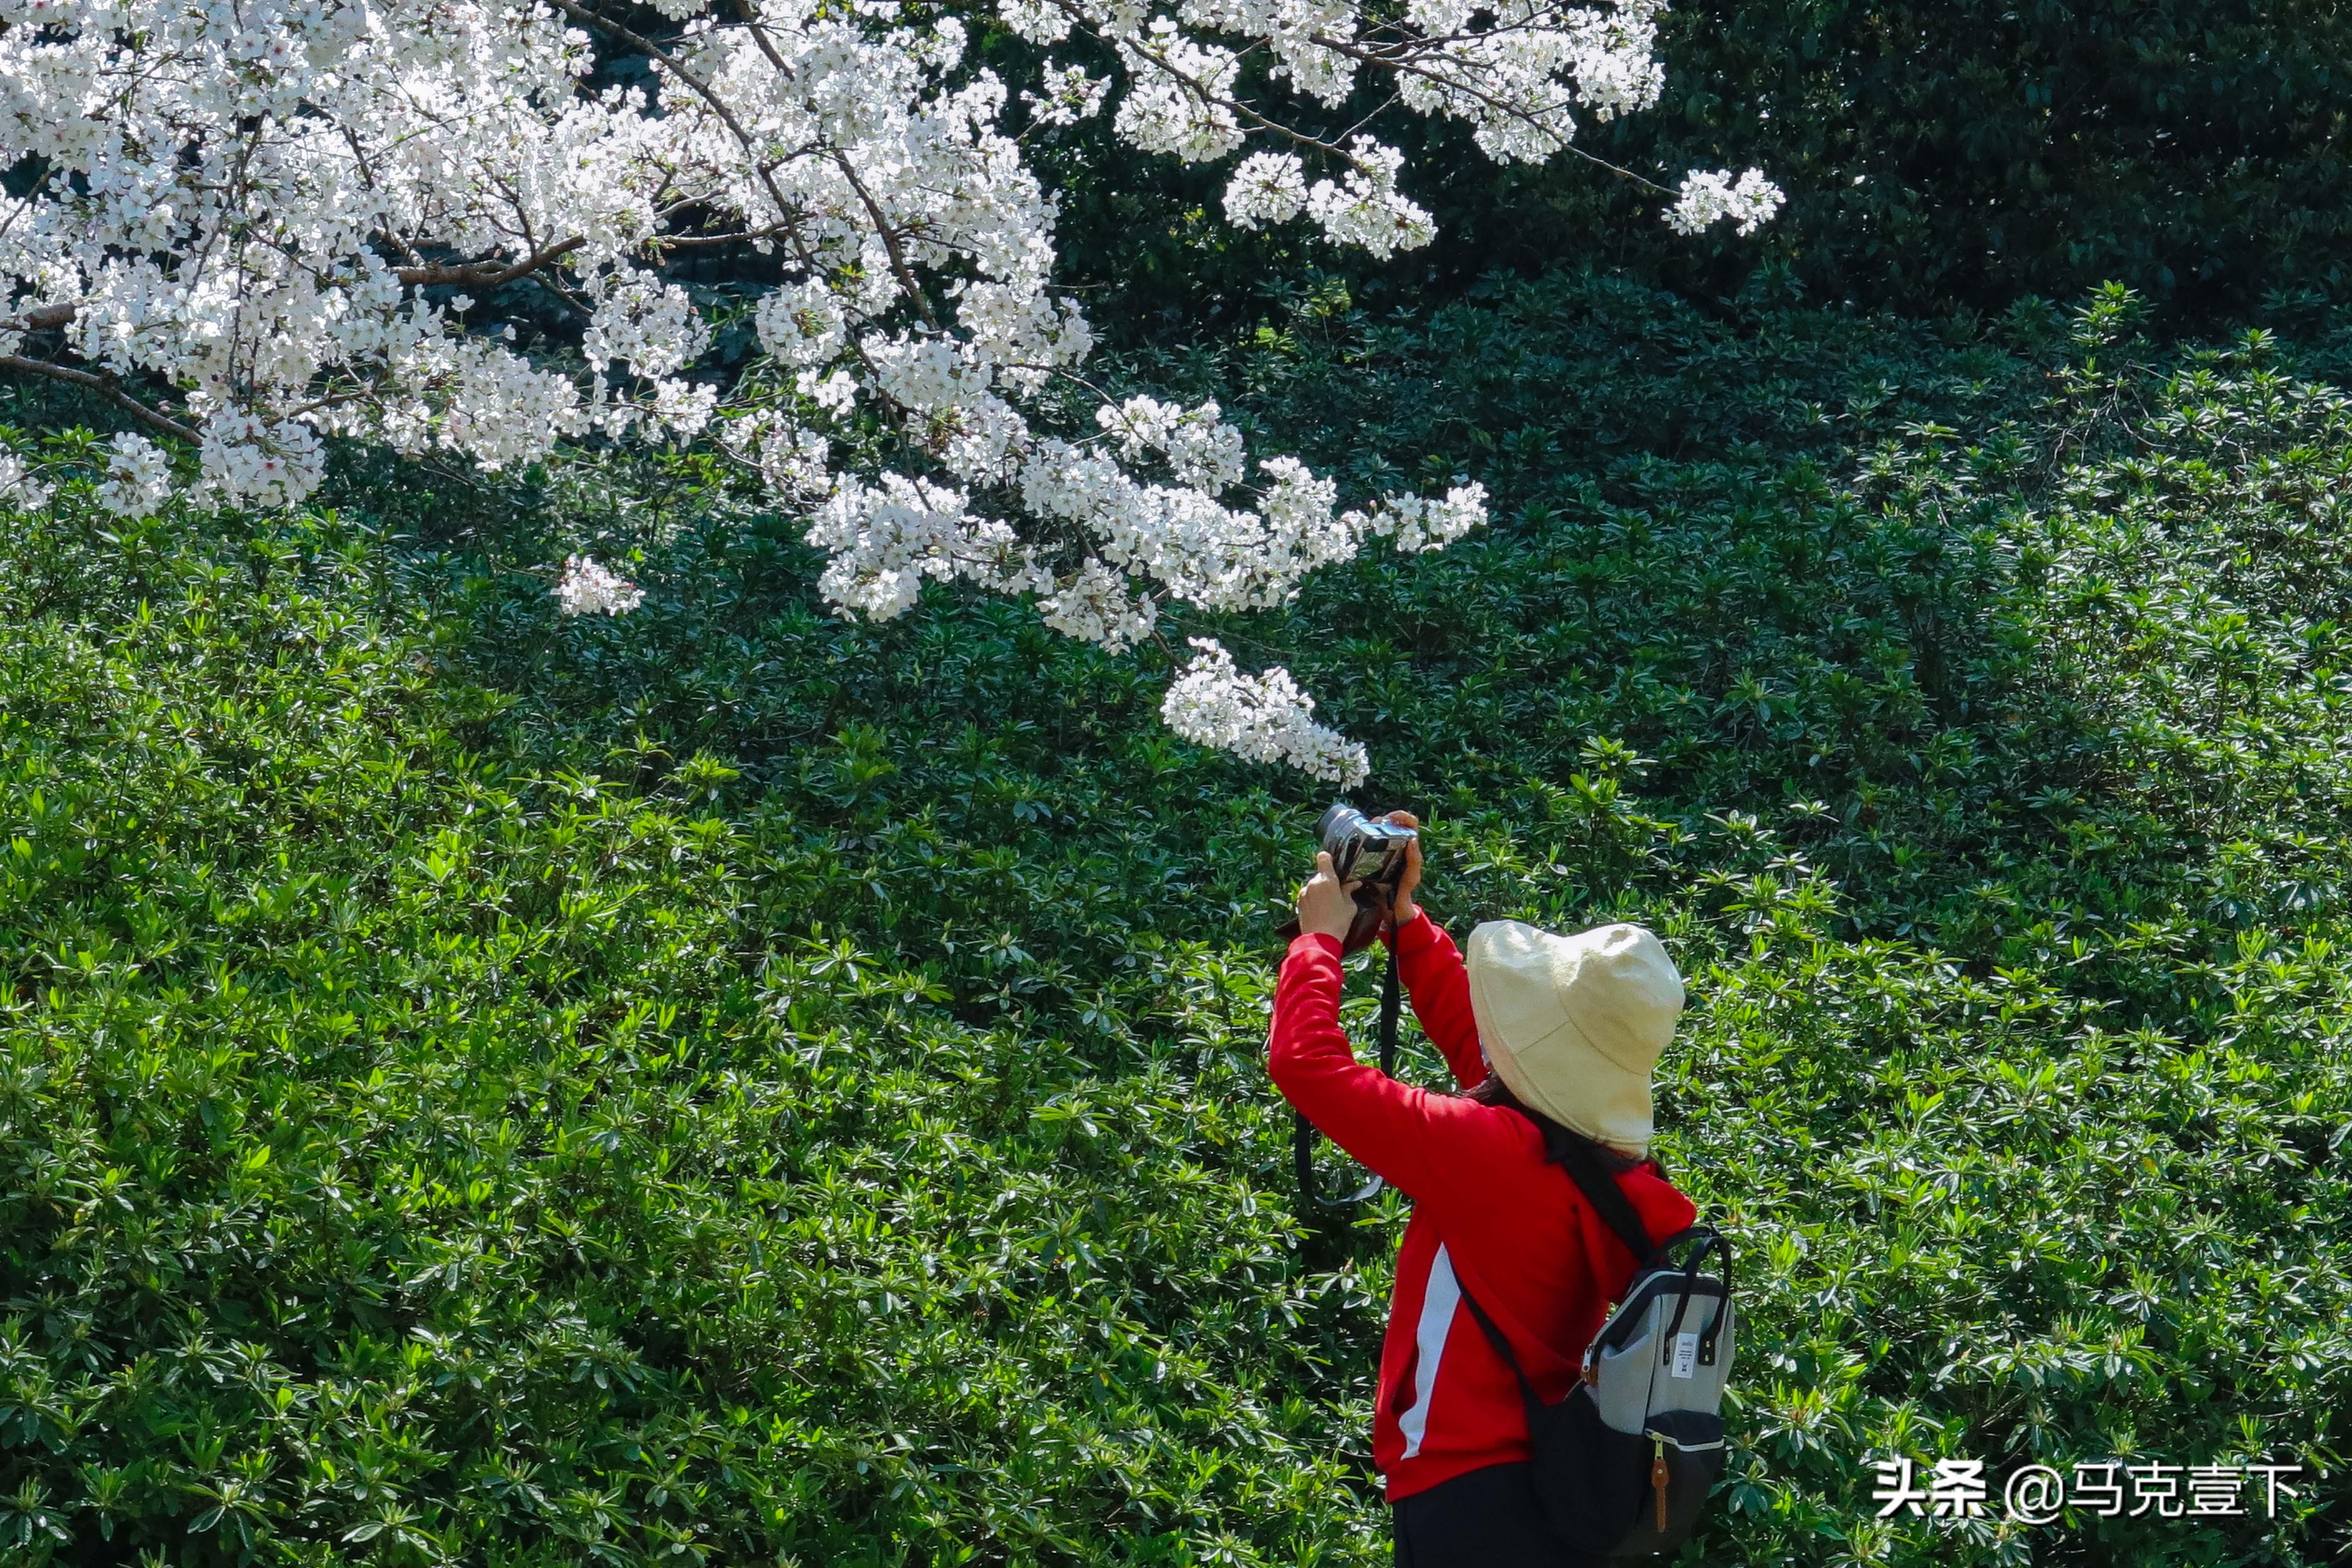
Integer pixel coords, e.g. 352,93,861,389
1462,0,2352,318
2,279,2347,1563
1037,0,2352,333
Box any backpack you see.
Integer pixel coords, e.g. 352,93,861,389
1455,1138,1734,1558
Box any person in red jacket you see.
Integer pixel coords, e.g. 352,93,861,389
1270,812,1697,1568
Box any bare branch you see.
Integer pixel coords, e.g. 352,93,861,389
8,303,78,333
396,236,587,289
0,354,201,444
652,224,801,250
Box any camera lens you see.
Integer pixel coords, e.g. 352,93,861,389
1313,804,1413,887
1317,803,1369,848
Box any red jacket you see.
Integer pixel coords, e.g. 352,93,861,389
1269,913,1697,1502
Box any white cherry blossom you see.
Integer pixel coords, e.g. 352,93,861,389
1023,63,1111,126
0,0,1766,776
554,555,647,616
0,450,52,513
1667,168,1788,237
96,435,175,520
1224,152,1310,229
1163,638,1368,785
1040,557,1159,650
1304,138,1436,259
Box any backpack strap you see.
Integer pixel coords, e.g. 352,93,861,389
1454,1283,1544,1411
1549,1130,1659,1268
1650,1226,1733,1365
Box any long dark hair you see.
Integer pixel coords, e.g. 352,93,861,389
1464,1073,1654,1177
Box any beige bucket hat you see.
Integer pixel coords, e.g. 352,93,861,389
1465,920,1684,1155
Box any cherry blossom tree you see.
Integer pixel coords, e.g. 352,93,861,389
0,0,1777,783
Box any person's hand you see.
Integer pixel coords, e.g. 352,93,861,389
1295,851,1359,942
1384,809,1423,928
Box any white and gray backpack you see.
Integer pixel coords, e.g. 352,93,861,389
1457,1143,1734,1558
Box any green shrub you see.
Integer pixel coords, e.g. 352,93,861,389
1037,0,2352,332
2,280,2347,1564
1464,0,2352,319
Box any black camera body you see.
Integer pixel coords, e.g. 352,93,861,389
1280,803,1417,953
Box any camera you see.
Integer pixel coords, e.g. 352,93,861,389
1319,804,1415,894
1280,803,1417,953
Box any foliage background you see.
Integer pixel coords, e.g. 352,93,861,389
5,5,2352,1564
1037,0,2352,332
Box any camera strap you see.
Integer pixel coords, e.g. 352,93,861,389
1294,935,1402,1207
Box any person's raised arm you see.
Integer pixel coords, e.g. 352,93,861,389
1271,848,1520,1207
1377,811,1486,1089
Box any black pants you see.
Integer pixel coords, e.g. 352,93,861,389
1392,1462,1606,1568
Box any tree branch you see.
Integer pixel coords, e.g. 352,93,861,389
0,354,201,445
652,223,800,249
824,150,939,331
9,303,76,333
395,236,587,289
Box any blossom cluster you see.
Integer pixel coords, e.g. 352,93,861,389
0,0,1770,776
0,449,51,513
1667,168,1789,237
1162,639,1368,785
553,555,647,617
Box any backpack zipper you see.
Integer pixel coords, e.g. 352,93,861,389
1651,1439,1669,1532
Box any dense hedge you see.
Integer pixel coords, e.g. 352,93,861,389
3,280,2349,1563
1036,0,2352,332
1454,0,2352,317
